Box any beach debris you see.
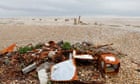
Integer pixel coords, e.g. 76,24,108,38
34,43,44,49
57,40,64,47
95,43,113,48
72,42,81,50
37,69,48,84
48,41,57,48
0,40,124,83
79,21,88,25
51,59,78,81
72,50,93,60
0,43,16,55
44,42,50,47
72,42,93,52
6,52,13,57
48,50,57,59
52,52,66,63
37,62,54,71
40,51,48,59
22,62,37,74
82,41,93,47
4,58,11,65
99,53,120,73
37,62,54,84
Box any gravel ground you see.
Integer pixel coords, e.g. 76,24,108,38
0,18,140,84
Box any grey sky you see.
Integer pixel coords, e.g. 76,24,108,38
0,0,140,17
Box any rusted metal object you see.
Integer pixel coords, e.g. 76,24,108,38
40,51,48,59
99,53,120,73
48,41,60,49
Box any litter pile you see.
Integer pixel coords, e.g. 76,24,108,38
0,41,125,84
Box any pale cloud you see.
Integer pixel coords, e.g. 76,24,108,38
0,0,140,17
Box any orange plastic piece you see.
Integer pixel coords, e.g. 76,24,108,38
0,43,16,54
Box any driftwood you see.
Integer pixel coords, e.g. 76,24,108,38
94,43,113,49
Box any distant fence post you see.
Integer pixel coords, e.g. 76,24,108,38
78,16,81,24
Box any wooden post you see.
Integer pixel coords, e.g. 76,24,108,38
78,16,81,24
74,18,77,25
